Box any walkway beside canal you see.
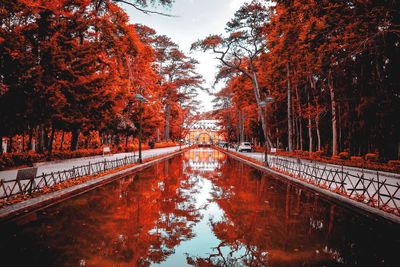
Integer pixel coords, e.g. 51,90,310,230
0,145,187,182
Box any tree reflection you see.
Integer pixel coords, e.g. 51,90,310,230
1,150,399,267
0,156,201,266
186,158,400,267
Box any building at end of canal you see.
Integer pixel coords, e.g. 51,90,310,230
185,120,225,146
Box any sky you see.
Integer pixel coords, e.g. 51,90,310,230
122,0,250,112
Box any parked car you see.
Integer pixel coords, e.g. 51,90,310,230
237,142,253,152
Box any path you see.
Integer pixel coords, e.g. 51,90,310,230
226,148,400,210
0,146,187,182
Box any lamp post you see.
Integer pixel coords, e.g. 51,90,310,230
259,96,274,166
135,93,148,163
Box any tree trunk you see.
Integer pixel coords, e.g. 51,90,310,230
308,95,313,152
239,110,245,143
125,129,129,148
28,127,33,151
43,127,49,152
71,128,80,151
328,71,338,156
60,130,65,150
36,125,45,154
295,85,303,151
287,62,293,152
338,102,342,153
276,128,279,149
22,132,25,152
316,111,321,151
251,75,272,148
294,112,299,150
164,103,170,142
398,142,400,160
48,127,55,155
8,136,13,153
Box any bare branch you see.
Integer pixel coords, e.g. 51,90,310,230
113,0,177,17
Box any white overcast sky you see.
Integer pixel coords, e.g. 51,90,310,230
122,0,250,112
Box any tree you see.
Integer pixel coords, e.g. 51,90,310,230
192,0,272,148
0,0,180,154
136,25,203,142
211,0,400,159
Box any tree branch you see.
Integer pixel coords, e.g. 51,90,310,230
113,0,177,17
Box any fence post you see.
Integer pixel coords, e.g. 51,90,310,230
376,171,380,208
88,162,91,176
361,167,365,196
43,173,48,187
341,164,344,191
28,175,35,194
0,179,9,198
15,175,23,195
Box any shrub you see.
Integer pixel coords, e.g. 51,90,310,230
314,150,325,157
125,143,150,152
388,160,400,166
351,156,363,162
125,144,136,152
338,151,350,160
0,154,14,170
365,153,378,162
253,146,264,152
155,141,178,148
0,141,181,170
293,150,309,156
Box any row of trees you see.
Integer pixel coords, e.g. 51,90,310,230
193,0,400,160
0,0,202,154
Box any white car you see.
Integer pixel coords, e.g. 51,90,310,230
237,142,253,152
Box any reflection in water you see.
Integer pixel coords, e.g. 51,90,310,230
0,148,399,267
185,148,225,173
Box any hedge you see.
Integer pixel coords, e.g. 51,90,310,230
0,142,179,171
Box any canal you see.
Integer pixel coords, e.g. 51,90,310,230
0,148,399,266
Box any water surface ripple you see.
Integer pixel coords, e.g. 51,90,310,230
1,148,399,267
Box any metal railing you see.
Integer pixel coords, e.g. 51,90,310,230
0,155,138,199
0,146,186,201
267,156,400,215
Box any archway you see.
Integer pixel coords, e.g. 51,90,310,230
196,132,214,145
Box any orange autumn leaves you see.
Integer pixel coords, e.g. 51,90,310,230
202,0,400,160
0,0,201,154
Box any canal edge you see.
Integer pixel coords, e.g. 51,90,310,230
215,147,400,224
0,147,192,223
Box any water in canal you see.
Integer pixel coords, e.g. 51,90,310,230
1,148,399,267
